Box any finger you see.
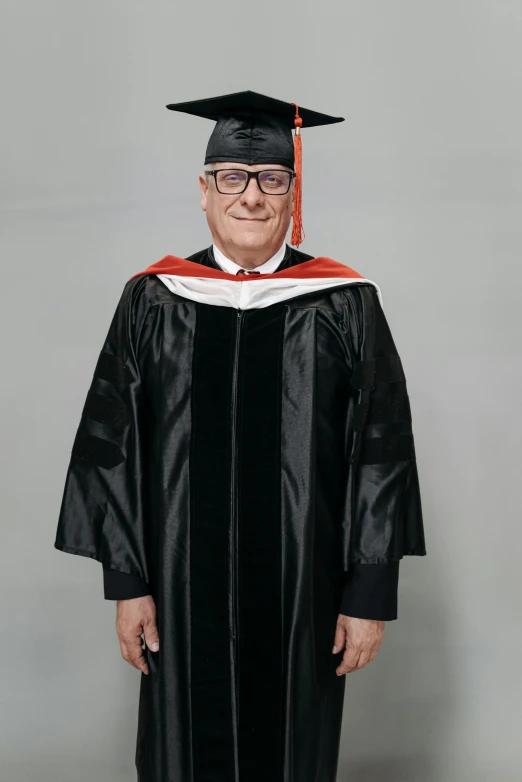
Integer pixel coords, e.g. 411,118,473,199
336,647,361,676
121,639,149,675
332,622,346,654
130,646,149,675
352,650,372,670
144,623,160,653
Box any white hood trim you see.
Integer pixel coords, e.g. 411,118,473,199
156,274,383,310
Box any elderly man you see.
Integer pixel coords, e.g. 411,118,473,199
55,91,426,782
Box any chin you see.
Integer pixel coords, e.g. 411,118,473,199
231,228,271,249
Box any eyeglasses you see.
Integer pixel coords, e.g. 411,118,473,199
205,168,295,195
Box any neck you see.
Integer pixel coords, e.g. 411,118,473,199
212,238,285,270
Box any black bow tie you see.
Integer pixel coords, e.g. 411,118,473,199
236,269,261,275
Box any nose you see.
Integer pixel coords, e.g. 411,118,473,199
239,175,265,208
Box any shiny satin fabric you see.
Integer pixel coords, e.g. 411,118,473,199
55,257,425,782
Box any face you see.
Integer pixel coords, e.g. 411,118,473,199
198,162,294,263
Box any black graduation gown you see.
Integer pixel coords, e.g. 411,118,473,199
54,244,426,782
102,246,401,618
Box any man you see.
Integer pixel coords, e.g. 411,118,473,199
55,91,426,782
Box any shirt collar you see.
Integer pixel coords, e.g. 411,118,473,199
212,240,287,275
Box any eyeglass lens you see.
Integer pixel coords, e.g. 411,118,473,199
215,170,291,194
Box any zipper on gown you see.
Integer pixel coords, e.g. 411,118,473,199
230,307,243,778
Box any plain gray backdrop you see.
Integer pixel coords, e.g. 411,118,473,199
1,1,521,780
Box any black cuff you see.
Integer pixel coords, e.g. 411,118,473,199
103,567,151,600
340,561,400,621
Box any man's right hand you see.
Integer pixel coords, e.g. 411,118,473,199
115,595,159,675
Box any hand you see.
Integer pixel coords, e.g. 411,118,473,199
115,595,159,675
332,614,385,676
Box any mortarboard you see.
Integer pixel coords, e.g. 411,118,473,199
166,90,345,248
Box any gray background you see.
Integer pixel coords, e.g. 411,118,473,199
1,1,521,780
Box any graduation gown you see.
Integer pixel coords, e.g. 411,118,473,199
54,244,426,782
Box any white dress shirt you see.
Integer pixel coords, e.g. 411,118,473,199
212,241,287,275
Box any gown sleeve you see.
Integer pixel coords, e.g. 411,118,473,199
103,566,151,600
339,283,426,620
54,276,152,587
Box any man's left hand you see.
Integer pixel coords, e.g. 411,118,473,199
332,614,385,675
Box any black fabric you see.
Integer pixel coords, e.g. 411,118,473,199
55,253,426,782
374,354,407,384
342,284,426,562
353,401,370,432
350,358,376,390
340,562,400,621
103,567,151,600
94,352,134,391
236,305,286,780
83,390,132,433
102,564,401,621
366,393,412,425
359,433,414,465
190,304,236,781
71,430,125,469
165,90,345,168
205,112,296,168
349,354,406,390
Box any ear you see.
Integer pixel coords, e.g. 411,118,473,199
198,173,209,212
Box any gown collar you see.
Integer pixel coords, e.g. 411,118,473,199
212,240,287,275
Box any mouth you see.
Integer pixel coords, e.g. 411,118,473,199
232,216,268,222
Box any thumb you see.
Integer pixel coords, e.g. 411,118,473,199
332,620,346,654
144,621,160,653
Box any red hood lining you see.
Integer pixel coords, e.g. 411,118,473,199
130,255,366,282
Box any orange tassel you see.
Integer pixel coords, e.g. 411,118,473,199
290,102,305,247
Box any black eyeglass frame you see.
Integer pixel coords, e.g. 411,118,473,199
205,168,296,195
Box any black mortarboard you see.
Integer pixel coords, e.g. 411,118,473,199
166,90,345,247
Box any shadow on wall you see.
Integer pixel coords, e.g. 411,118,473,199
338,755,437,782
338,557,454,782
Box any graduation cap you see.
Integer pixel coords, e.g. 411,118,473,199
166,90,345,248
